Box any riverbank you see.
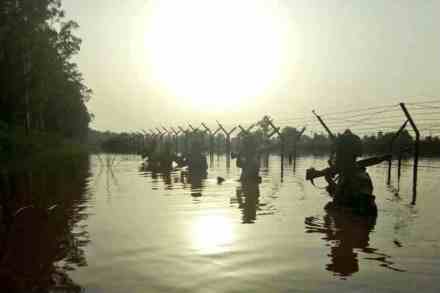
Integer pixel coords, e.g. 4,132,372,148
0,128,90,168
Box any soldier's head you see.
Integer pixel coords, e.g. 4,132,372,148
344,129,353,135
338,128,362,158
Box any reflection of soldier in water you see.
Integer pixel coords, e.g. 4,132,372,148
181,169,207,198
305,204,404,277
236,182,260,224
161,170,173,190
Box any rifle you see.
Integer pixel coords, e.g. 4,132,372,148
305,154,391,181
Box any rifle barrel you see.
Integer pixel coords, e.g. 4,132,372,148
306,154,391,181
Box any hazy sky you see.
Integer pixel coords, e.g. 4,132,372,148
63,0,440,132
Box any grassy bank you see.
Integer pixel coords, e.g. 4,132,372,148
0,127,89,167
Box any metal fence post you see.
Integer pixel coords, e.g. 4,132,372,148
400,103,420,205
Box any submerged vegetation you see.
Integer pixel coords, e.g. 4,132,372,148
0,0,92,160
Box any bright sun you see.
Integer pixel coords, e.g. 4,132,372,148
143,0,289,111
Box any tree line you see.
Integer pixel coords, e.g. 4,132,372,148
91,123,440,157
0,0,91,143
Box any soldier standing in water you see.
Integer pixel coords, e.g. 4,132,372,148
234,134,262,222
184,139,208,173
236,135,261,182
326,129,372,206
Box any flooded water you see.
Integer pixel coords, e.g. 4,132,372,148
2,154,440,292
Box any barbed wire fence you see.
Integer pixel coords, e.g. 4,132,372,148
135,99,440,205
141,100,440,150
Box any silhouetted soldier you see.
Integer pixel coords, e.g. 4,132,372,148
160,141,176,167
144,141,176,171
326,129,372,207
331,129,363,173
184,141,208,173
236,135,261,182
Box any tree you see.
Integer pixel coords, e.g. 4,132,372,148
0,0,91,141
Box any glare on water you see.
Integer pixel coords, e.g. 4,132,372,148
190,214,234,255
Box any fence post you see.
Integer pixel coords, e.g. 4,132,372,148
201,123,221,159
201,123,212,157
387,120,409,185
178,126,190,154
155,128,167,149
148,129,157,145
141,130,148,153
217,121,237,160
188,124,201,141
263,117,285,180
312,110,335,141
170,127,181,153
397,149,402,189
161,126,170,145
399,103,420,205
293,127,306,172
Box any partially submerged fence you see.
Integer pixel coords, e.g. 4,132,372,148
131,100,440,205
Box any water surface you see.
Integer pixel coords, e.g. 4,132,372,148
4,154,440,292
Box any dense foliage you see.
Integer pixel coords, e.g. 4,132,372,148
0,0,91,142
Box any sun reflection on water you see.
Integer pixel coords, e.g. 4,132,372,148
191,214,234,254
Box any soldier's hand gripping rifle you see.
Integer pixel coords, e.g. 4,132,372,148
305,154,391,181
